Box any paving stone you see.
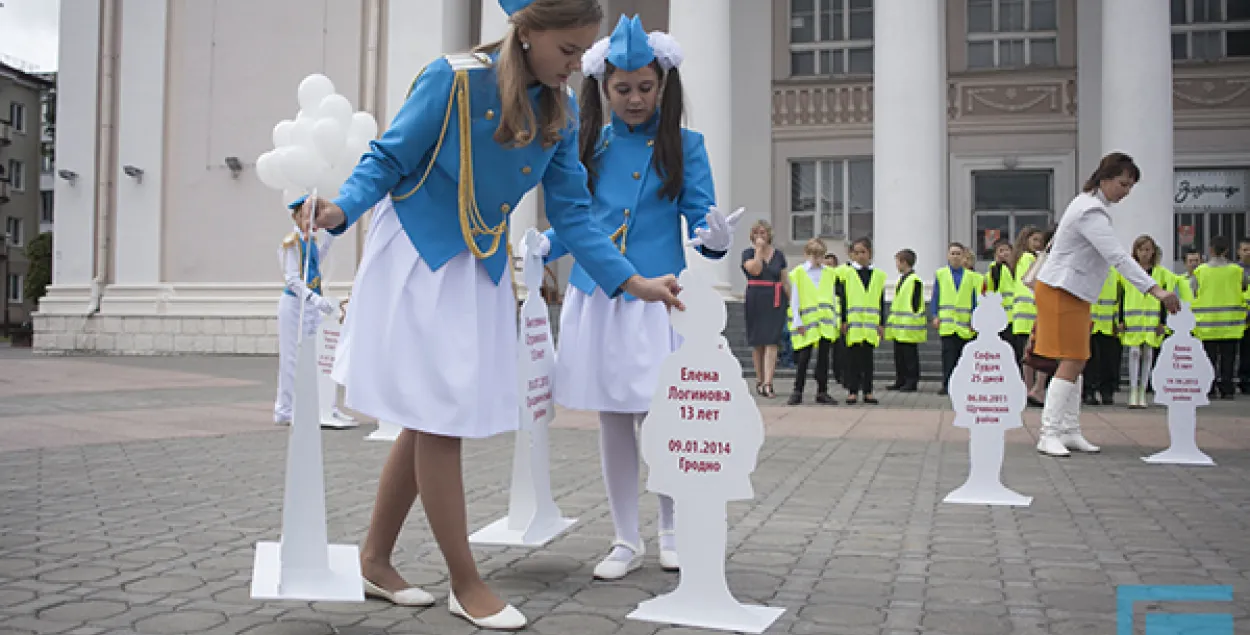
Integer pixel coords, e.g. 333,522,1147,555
132,609,228,634
37,600,129,623
922,610,1012,635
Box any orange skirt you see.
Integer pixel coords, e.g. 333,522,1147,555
1033,281,1091,361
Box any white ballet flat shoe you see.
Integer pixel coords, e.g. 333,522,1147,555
593,540,644,580
448,590,527,631
363,577,435,607
658,531,679,572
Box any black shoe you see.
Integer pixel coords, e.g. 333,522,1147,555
815,392,838,405
1027,396,1044,408
887,381,903,391
937,388,949,396
1221,393,1235,400
787,392,802,405
863,395,879,405
1083,394,1099,406
899,383,918,393
1100,394,1115,406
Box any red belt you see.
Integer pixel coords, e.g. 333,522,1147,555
748,280,784,308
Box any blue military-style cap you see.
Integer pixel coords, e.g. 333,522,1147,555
605,15,653,72
498,0,535,16
287,195,307,210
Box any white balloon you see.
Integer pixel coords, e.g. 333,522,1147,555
319,94,354,127
279,145,327,190
298,74,336,116
290,117,317,151
311,118,347,166
348,112,379,140
345,133,371,157
256,150,288,191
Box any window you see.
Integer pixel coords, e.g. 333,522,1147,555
5,217,22,247
1171,0,1250,60
6,160,23,192
8,102,25,134
789,158,873,243
40,191,54,224
6,274,20,303
789,0,874,77
972,170,1053,261
967,0,1058,69
40,142,54,173
1173,169,1249,261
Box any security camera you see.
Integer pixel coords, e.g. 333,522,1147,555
123,165,144,182
224,156,243,178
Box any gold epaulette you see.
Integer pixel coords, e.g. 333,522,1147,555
282,232,299,248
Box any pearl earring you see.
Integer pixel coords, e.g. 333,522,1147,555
522,41,530,50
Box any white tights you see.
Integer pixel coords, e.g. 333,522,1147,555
599,412,675,561
1128,345,1155,390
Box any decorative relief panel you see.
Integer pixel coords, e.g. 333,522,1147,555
948,78,1076,119
1173,74,1250,110
773,82,874,127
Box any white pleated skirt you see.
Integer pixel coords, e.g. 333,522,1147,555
553,285,680,414
331,198,518,438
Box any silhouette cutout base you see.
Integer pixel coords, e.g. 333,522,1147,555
365,421,401,441
1142,406,1215,466
944,427,1033,506
627,498,784,634
251,337,364,602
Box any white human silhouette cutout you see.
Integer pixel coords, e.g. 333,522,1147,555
1144,303,1216,465
943,292,1032,506
631,269,782,634
469,228,577,545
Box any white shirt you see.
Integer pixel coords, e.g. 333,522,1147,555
790,261,828,329
1037,191,1156,303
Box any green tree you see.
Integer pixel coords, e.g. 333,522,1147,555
23,231,52,306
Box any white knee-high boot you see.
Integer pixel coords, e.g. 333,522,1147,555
1060,375,1100,452
1037,377,1077,456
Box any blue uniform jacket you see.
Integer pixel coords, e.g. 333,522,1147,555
328,52,636,296
543,112,725,301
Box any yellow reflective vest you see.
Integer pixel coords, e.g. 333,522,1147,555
787,265,839,349
886,272,928,344
842,266,887,347
1193,263,1246,341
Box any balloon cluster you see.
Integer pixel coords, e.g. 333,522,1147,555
255,74,379,204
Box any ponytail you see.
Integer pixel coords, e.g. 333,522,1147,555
578,75,605,194
653,66,685,201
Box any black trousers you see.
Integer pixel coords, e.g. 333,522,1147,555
1203,339,1238,397
794,338,831,395
1239,329,1250,392
845,342,875,395
830,338,847,384
1006,331,1026,366
1085,333,1122,398
940,335,969,392
892,342,920,388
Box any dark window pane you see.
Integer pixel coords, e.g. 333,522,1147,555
1000,0,1026,30
1171,0,1187,23
848,159,873,211
791,0,816,43
1031,38,1057,65
792,215,816,242
1193,30,1221,59
791,161,817,212
1194,0,1218,22
1029,0,1056,30
968,41,995,68
1229,0,1250,21
975,214,1011,261
1227,29,1250,57
848,47,873,73
791,51,816,76
849,8,872,39
974,171,1052,210
1000,39,1026,67
969,0,994,32
822,3,843,41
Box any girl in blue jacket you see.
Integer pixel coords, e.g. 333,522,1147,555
532,15,741,581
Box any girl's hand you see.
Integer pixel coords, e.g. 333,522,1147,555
296,197,346,234
624,274,685,310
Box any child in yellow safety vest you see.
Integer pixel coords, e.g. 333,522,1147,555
787,238,840,406
1117,235,1191,408
1084,268,1123,406
886,248,926,392
931,242,986,396
1008,226,1048,406
986,238,1016,354
1193,235,1248,399
838,237,887,404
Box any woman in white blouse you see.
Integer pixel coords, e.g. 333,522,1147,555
1031,152,1181,457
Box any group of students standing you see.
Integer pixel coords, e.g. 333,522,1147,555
772,225,1250,412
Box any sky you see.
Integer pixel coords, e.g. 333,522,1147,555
0,0,60,72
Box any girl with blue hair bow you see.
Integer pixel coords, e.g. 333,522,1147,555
527,14,743,581
297,0,685,629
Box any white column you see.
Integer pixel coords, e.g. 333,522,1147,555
729,0,774,297
1101,0,1174,264
112,0,168,287
873,0,947,278
669,0,733,295
48,0,102,290
480,0,539,295
384,0,470,128
1077,0,1103,184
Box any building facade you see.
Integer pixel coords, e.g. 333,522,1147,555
1,61,53,330
34,0,1250,355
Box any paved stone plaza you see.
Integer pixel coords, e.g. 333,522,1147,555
0,350,1247,634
